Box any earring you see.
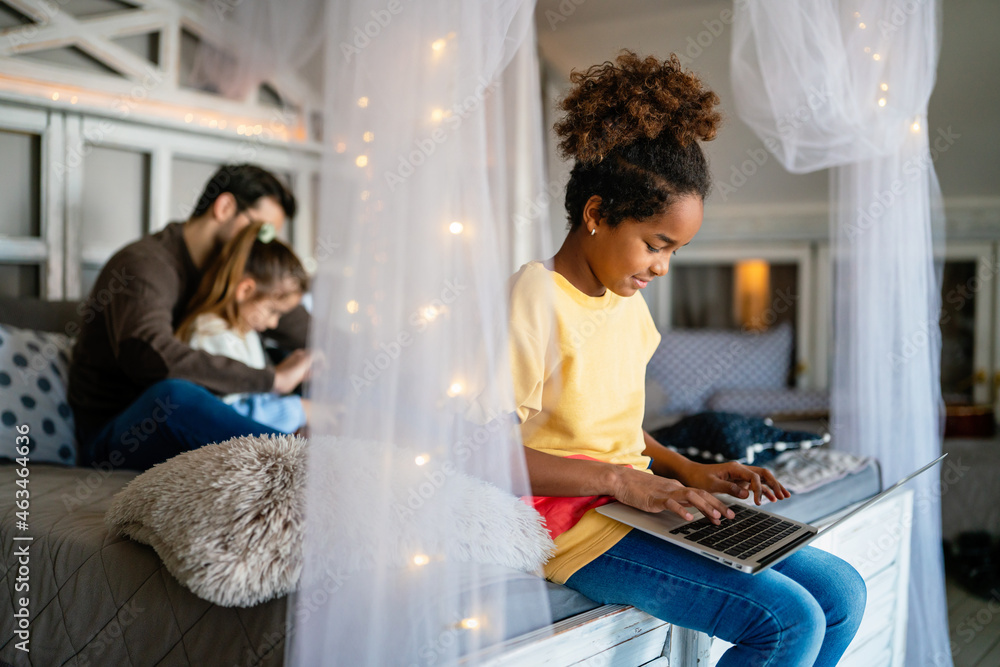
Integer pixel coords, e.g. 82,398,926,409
590,228,596,236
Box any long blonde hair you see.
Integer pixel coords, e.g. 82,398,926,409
177,222,309,342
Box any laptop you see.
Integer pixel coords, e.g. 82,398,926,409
596,453,946,574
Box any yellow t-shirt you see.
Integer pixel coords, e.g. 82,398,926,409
509,261,661,584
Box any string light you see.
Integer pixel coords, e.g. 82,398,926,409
880,83,889,91
219,120,228,130
70,96,78,104
872,53,881,61
449,221,464,234
357,96,369,108
459,618,480,630
864,47,871,54
362,131,374,142
859,22,866,29
184,113,194,123
360,190,371,201
350,322,360,332
853,11,861,18
431,38,447,52
51,92,59,101
421,305,440,321
346,300,359,314
413,554,430,566
356,155,368,167
447,382,464,397
431,108,444,122
415,454,430,466
335,141,347,153
878,97,887,107
911,119,921,133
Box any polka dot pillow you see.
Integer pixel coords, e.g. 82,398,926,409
0,324,77,465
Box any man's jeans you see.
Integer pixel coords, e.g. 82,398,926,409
78,379,281,471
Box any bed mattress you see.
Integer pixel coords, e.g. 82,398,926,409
1,463,286,667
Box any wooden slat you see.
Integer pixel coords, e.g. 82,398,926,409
668,626,712,667
0,238,47,262
42,109,64,298
462,606,667,667
566,625,669,666
79,7,171,38
0,20,77,56
62,113,83,299
638,658,669,667
74,33,160,80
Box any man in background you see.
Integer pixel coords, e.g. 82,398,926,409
69,164,312,471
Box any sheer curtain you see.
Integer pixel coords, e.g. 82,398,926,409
194,0,553,664
731,2,949,665
294,1,552,664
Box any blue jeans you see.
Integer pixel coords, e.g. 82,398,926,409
79,379,280,471
564,531,866,667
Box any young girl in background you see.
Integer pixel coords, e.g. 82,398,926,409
177,222,312,434
510,52,866,666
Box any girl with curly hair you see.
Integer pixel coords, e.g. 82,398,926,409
509,51,866,666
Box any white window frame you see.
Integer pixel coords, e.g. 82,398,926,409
939,241,996,406
652,241,815,389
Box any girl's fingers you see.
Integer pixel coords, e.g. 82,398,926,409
683,489,732,524
725,481,748,498
664,498,694,522
743,470,762,505
752,467,788,500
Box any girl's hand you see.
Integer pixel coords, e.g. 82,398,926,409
611,466,736,525
678,461,790,505
273,349,313,394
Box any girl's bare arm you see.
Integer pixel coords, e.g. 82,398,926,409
523,445,732,523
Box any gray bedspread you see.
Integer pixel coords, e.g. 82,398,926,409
0,463,286,667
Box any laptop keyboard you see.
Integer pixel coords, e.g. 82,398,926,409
669,504,801,561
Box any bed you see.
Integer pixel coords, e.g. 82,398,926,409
1,298,890,666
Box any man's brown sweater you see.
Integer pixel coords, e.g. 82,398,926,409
68,222,309,438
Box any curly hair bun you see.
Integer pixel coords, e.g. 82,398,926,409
555,51,722,165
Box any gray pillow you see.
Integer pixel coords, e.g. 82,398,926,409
707,388,829,418
646,322,793,414
0,324,76,465
106,434,554,607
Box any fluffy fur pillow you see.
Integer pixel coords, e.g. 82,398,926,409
106,434,553,608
